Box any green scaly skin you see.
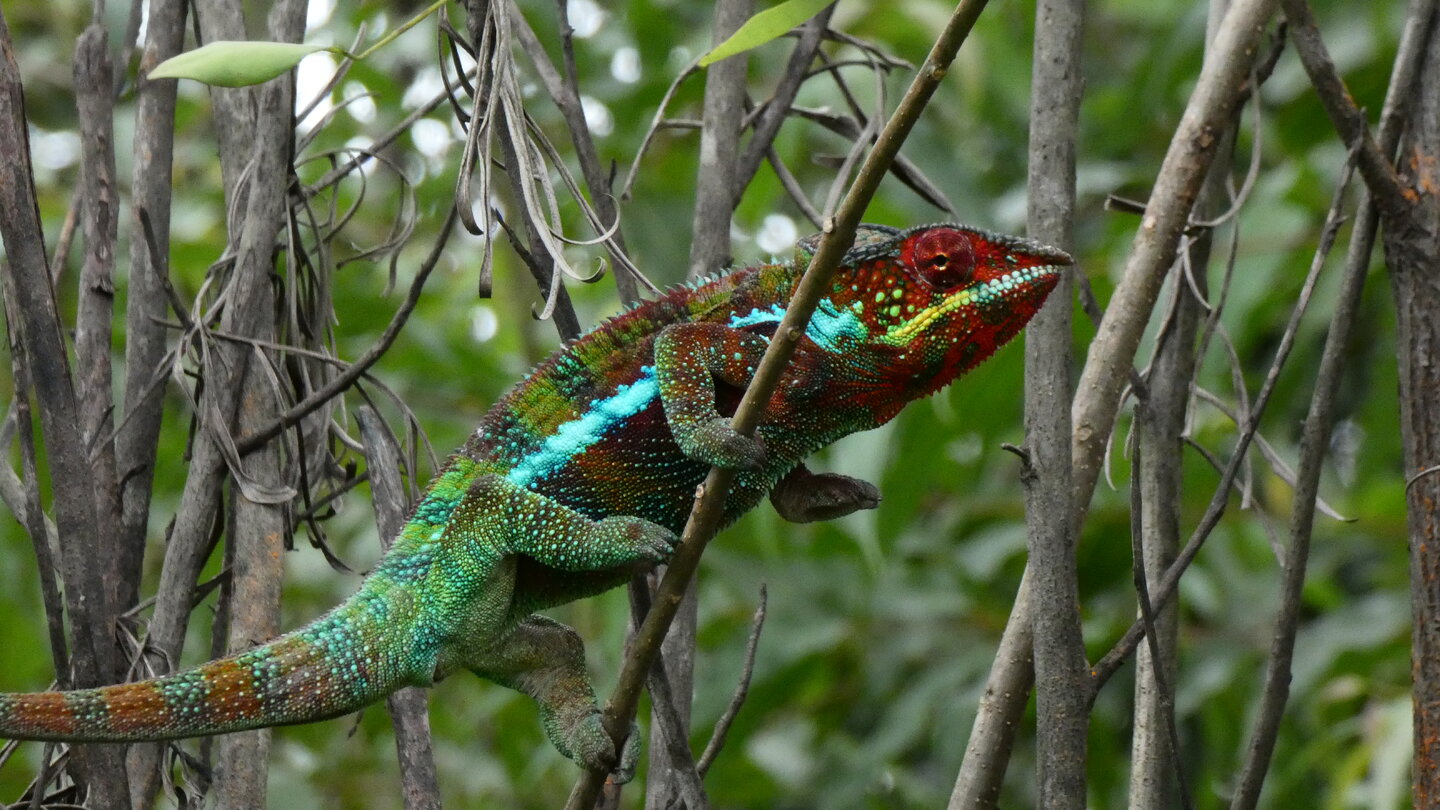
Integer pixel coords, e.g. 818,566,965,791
0,223,1069,780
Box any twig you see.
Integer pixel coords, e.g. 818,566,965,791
1229,0,1430,799
234,205,459,455
1088,143,1353,691
510,2,642,301
563,2,996,807
732,6,835,198
766,146,824,228
618,60,702,201
1278,0,1409,223
1070,0,1281,523
695,586,767,776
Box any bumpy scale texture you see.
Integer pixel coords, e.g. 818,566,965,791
0,223,1069,779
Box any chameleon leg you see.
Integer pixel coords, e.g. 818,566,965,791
452,473,678,572
653,322,771,471
469,614,641,781
769,462,882,523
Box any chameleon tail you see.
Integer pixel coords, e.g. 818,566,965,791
0,595,429,743
0,458,486,744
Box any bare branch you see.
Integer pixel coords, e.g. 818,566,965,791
1231,1,1434,801
1070,0,1280,522
235,206,458,455
1020,0,1086,806
1278,0,1410,222
0,9,130,805
564,2,997,806
695,587,766,776
1089,147,1352,690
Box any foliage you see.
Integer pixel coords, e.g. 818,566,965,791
0,0,1414,808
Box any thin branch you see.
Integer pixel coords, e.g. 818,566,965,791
234,205,459,455
1229,0,1431,798
1278,0,1410,222
732,6,835,197
1088,147,1353,690
564,2,995,806
1070,0,1281,523
695,587,767,776
766,146,824,228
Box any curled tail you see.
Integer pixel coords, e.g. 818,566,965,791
0,593,434,743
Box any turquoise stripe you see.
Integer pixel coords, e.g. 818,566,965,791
507,368,660,487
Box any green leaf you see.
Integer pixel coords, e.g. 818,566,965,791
698,0,835,67
148,41,333,87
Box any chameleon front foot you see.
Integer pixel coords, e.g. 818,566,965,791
592,515,679,568
770,464,881,523
683,417,767,472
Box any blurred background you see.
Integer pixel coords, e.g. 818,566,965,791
0,0,1411,806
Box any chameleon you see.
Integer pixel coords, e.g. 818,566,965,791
0,222,1068,781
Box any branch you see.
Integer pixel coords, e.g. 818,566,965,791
0,9,130,805
1019,0,1086,806
114,0,186,614
1229,2,1433,801
562,3,996,807
1088,149,1353,690
73,21,124,636
695,587,766,776
1069,0,1280,521
1129,404,1195,810
234,205,458,455
1278,0,1410,223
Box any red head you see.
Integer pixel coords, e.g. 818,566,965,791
801,223,1070,404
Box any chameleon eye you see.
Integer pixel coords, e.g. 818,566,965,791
910,229,975,290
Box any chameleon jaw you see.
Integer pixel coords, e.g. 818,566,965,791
881,260,1067,347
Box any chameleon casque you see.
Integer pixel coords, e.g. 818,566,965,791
0,223,1068,780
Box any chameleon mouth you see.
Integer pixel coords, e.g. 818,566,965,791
882,251,1070,345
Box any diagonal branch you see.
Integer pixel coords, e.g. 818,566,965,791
563,2,996,806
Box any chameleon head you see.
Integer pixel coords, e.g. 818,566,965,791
809,223,1072,398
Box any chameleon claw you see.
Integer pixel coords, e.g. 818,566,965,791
687,418,767,472
564,713,641,784
594,516,678,567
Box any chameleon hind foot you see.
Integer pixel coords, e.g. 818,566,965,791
560,711,642,783
472,615,643,781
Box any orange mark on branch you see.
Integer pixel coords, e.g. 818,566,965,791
1407,147,1439,198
